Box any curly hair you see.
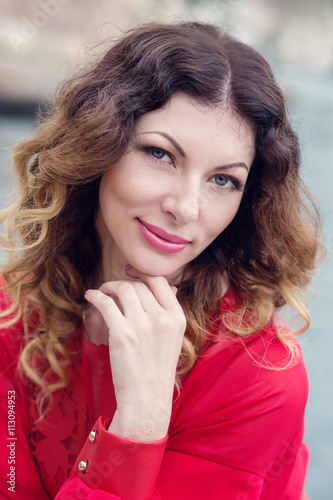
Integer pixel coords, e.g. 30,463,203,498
0,21,323,414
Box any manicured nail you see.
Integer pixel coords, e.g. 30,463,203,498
125,264,131,270
173,287,178,296
85,289,94,294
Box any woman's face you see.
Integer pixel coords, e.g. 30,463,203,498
96,93,255,281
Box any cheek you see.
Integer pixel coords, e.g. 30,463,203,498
99,172,134,214
104,169,159,208
203,198,242,240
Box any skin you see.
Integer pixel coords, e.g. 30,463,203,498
85,93,256,441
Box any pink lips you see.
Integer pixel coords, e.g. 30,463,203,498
136,219,190,254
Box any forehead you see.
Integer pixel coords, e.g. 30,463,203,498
134,93,256,164
136,94,255,143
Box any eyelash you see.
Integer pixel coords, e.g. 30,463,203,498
141,146,244,192
141,146,174,164
212,174,244,192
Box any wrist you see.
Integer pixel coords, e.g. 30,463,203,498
108,402,172,442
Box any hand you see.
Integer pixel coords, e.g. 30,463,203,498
84,269,186,441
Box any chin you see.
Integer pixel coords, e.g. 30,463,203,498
130,258,186,282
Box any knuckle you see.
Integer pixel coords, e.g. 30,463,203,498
132,281,148,292
157,315,170,330
174,311,187,331
155,310,185,333
179,313,187,328
96,291,112,305
177,320,187,335
116,281,133,294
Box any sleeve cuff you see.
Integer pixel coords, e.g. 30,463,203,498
73,416,168,500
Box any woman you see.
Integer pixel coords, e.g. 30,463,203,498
0,22,322,499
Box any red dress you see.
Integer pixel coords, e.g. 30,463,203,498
0,284,310,499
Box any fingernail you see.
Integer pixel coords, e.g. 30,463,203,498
85,289,94,294
125,264,131,270
173,287,178,296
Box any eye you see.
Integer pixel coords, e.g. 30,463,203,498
212,174,243,191
141,147,174,165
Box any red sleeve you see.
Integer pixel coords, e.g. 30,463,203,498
55,421,263,500
56,416,167,499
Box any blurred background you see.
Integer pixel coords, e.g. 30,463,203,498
1,0,332,497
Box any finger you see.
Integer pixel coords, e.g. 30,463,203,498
125,268,179,310
84,289,124,328
129,281,161,312
98,281,158,316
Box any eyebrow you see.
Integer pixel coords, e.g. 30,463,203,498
214,163,249,173
140,131,249,172
140,131,186,157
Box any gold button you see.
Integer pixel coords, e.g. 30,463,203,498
89,430,96,443
78,460,88,472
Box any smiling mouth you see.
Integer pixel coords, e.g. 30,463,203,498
136,218,190,254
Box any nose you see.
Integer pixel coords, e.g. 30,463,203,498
161,181,200,225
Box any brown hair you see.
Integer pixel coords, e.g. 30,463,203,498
0,21,323,412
